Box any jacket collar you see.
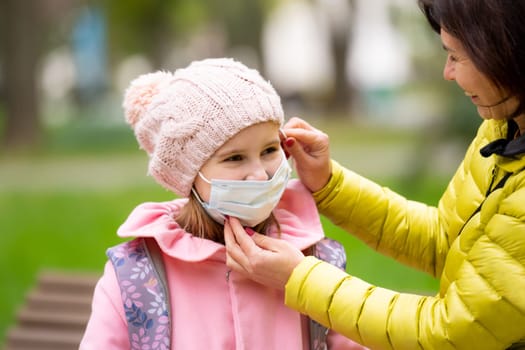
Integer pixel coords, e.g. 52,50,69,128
480,119,525,158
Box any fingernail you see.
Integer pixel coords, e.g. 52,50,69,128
285,138,295,147
245,227,255,236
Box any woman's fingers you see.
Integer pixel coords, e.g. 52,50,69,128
223,217,305,289
283,116,316,130
224,218,255,272
282,117,332,192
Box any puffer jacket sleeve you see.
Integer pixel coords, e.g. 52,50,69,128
80,261,129,349
315,160,449,277
286,256,427,349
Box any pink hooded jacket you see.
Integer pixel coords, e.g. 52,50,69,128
80,180,365,349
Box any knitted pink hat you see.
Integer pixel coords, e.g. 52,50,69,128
123,58,284,197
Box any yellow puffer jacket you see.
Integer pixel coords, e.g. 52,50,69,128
285,120,525,350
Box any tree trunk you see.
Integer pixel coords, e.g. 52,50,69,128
330,30,353,113
327,0,357,116
0,0,42,150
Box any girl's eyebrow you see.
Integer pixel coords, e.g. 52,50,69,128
211,148,242,159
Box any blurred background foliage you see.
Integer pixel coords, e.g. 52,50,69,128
0,0,482,345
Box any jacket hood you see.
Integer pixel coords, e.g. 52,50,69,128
117,179,324,262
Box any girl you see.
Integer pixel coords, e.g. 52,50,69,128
80,58,365,350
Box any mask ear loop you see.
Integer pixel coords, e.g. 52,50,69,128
191,171,211,205
197,171,211,184
191,187,206,204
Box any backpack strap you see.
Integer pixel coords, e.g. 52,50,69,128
107,238,171,349
309,238,347,350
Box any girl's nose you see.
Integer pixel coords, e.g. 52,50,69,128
245,163,270,181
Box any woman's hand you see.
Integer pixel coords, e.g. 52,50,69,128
282,117,332,193
224,217,304,290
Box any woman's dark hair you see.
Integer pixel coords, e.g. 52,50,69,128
418,0,525,117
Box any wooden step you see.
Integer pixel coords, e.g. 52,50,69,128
5,328,85,350
15,308,90,331
35,271,99,295
5,270,99,350
25,290,94,313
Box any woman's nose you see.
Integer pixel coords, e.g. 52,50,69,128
443,59,455,81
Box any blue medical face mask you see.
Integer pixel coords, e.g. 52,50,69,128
192,153,291,227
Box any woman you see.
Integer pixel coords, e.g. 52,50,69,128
224,1,525,349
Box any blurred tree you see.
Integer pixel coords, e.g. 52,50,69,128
0,1,43,150
318,0,357,115
207,0,267,68
104,0,186,69
0,0,80,150
71,4,109,107
104,0,273,70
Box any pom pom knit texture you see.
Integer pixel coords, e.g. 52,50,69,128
123,58,284,197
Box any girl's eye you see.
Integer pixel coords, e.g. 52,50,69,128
224,154,243,162
262,146,278,156
448,54,458,63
